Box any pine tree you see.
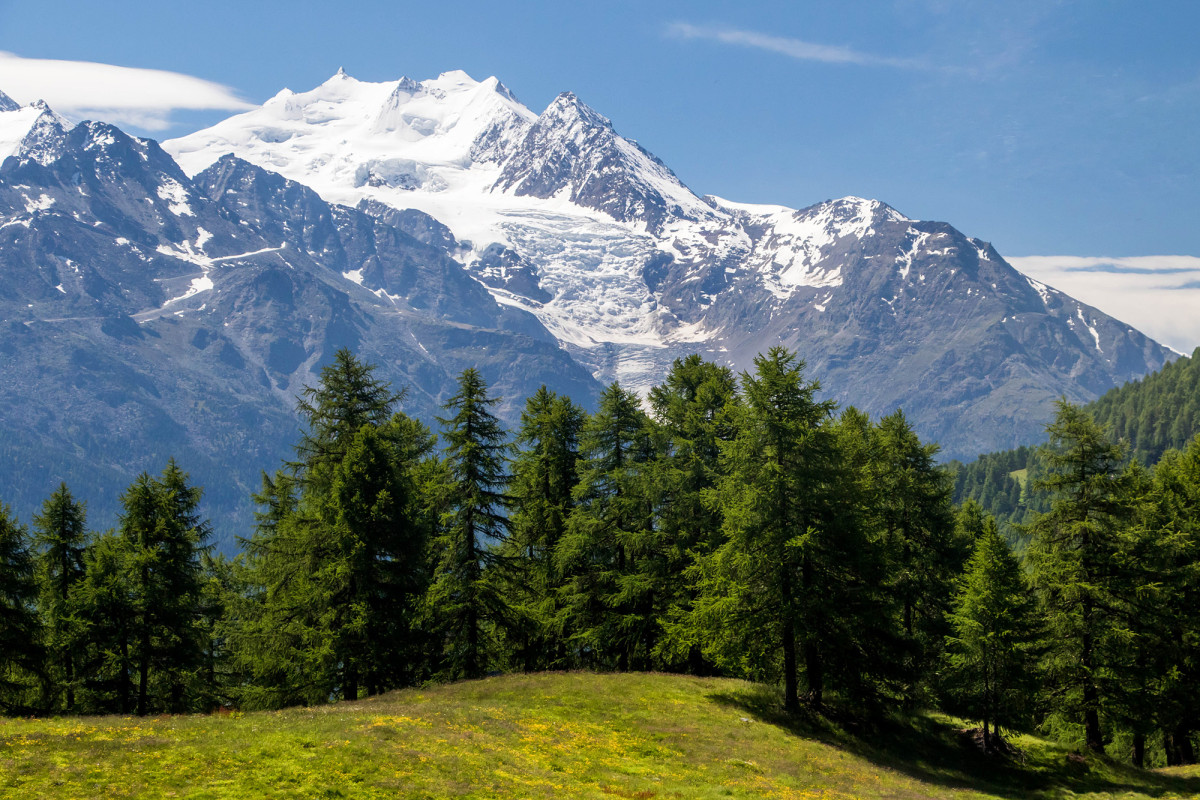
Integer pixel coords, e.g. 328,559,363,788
1026,400,1132,752
428,367,513,679
32,484,89,712
0,503,41,713
73,531,137,714
944,515,1041,750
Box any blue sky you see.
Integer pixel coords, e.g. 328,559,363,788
2,0,1199,348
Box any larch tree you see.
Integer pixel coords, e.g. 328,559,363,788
944,514,1041,751
0,503,41,713
32,483,89,712
1026,400,1133,753
693,347,838,712
556,382,657,671
504,386,584,671
428,367,513,680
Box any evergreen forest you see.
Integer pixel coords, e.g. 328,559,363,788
4,346,1200,770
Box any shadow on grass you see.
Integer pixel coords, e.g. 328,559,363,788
706,688,1200,799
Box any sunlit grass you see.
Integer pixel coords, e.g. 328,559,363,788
2,672,1198,799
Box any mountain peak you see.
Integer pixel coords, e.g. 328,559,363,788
543,91,611,130
0,89,19,113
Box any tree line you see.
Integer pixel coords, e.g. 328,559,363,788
2,347,1200,767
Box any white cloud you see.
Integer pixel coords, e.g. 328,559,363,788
0,52,251,131
666,22,925,69
1007,255,1200,355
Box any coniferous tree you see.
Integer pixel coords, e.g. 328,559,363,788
649,356,738,673
504,386,584,671
1137,438,1200,764
0,503,41,713
32,483,89,711
944,515,1041,750
556,382,657,671
121,461,212,715
73,531,137,714
1026,400,1132,752
236,350,434,706
875,410,960,701
428,367,513,679
691,348,838,711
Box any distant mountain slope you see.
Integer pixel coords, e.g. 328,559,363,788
0,99,599,544
1089,347,1200,465
165,70,1174,459
953,347,1200,527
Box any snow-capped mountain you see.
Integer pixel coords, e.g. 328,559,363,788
164,70,1174,457
0,70,1177,541
0,93,598,544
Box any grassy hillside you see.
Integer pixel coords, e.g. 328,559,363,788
2,672,1199,799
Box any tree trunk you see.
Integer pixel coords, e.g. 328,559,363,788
804,639,823,709
344,662,358,702
1132,732,1145,768
1165,731,1180,767
983,718,991,752
1081,608,1103,752
1176,724,1195,764
137,631,150,717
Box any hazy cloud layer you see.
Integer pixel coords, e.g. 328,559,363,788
1008,256,1200,355
0,52,251,131
665,23,925,69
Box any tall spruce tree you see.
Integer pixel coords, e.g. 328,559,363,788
428,367,513,679
875,410,960,701
1135,439,1200,765
944,515,1041,750
73,531,137,714
0,503,41,713
32,484,89,711
1026,400,1132,752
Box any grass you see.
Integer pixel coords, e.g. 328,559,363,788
1009,468,1029,492
2,672,1199,799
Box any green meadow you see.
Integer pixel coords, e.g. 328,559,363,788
3,672,1199,799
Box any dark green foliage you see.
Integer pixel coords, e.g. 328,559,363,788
1091,348,1200,465
648,356,738,673
1133,437,1200,764
32,484,89,712
428,368,513,680
72,531,137,713
0,504,41,713
120,461,213,715
690,348,841,711
234,349,435,706
503,386,584,671
944,513,1041,749
556,382,657,671
875,410,961,701
1025,400,1133,752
